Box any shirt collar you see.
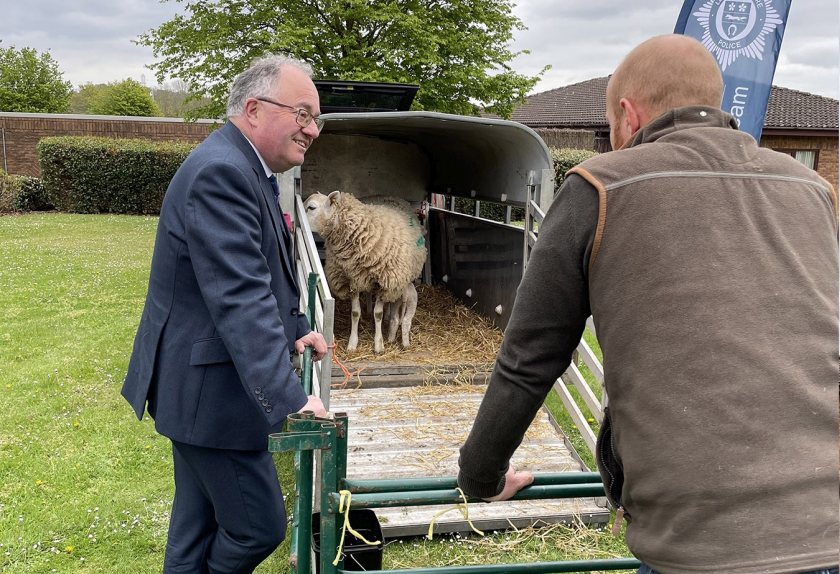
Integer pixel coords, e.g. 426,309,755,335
242,135,273,179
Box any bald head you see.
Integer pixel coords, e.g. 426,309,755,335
606,35,723,148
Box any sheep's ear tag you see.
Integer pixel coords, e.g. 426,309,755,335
328,190,341,203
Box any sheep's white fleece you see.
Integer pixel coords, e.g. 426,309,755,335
306,191,426,304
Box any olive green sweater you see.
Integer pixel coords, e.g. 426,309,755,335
458,107,839,573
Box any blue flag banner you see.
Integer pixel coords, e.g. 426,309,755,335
675,0,792,141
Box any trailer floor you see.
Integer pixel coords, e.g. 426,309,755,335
328,364,609,538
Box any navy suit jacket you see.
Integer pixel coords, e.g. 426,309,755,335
122,122,309,451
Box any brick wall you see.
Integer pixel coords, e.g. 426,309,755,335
0,112,217,177
759,133,839,191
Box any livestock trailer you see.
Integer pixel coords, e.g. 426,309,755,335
282,110,556,406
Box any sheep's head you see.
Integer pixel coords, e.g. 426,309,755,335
303,191,341,233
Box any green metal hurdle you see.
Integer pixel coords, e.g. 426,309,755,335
270,413,640,574
276,274,640,574
285,272,325,570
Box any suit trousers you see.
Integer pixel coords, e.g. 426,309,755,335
163,440,287,574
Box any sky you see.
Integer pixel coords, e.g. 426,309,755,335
1,0,838,100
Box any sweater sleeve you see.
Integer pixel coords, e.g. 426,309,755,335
457,174,598,498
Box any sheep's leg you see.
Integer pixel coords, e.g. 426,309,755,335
400,284,418,348
348,293,361,351
386,300,401,343
373,296,385,354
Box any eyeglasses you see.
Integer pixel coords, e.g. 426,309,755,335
256,97,324,130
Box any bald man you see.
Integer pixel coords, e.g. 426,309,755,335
458,35,838,574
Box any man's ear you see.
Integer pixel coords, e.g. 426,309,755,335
619,97,651,136
328,190,340,204
242,98,260,125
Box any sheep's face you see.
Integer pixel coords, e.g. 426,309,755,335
303,192,337,233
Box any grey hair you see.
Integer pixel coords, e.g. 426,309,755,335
226,55,314,117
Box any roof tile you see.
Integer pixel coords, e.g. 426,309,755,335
511,77,838,130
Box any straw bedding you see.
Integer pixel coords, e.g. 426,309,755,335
331,283,503,367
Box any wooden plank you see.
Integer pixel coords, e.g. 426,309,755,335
576,337,604,385
560,362,603,425
331,372,491,389
552,380,597,456
375,498,608,537
331,363,494,378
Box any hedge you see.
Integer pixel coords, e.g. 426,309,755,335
16,176,53,211
551,147,599,188
0,169,20,213
38,136,196,214
0,170,53,213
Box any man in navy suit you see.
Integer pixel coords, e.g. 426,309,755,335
122,55,328,573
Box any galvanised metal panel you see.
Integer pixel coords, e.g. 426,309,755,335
428,208,524,330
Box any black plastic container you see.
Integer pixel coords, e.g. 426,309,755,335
311,509,383,572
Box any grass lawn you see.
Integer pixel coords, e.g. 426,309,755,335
0,213,630,573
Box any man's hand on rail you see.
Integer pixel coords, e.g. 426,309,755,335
485,464,534,502
296,331,327,361
297,395,328,418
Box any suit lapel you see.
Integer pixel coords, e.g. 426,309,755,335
260,177,296,281
220,122,297,284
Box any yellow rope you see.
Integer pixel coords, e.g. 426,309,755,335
333,490,381,566
426,487,484,540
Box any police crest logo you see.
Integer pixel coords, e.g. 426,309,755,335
692,0,784,70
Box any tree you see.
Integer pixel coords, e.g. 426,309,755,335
0,45,72,113
70,79,207,117
69,83,110,114
151,79,213,117
89,79,161,117
138,0,547,119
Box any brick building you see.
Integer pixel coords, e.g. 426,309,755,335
511,77,839,190
0,113,218,178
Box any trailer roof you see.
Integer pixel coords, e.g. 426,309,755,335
316,111,554,206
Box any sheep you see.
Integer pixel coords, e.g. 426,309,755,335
361,194,428,235
385,282,418,349
360,194,415,214
358,195,424,342
304,190,427,354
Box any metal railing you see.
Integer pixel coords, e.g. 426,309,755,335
294,195,336,410
523,175,545,269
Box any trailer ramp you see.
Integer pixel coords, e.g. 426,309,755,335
328,365,609,538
